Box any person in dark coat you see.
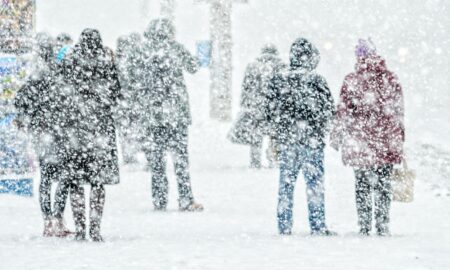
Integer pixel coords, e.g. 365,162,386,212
135,18,203,212
266,38,335,235
235,44,285,168
116,33,142,164
330,39,405,236
14,32,73,237
62,28,121,241
54,33,73,64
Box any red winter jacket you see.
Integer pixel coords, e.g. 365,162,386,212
331,55,405,168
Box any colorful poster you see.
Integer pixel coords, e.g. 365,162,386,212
0,0,35,54
0,40,34,197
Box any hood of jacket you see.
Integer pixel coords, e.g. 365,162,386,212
289,38,320,71
78,28,104,57
35,32,54,65
144,18,175,42
355,54,387,74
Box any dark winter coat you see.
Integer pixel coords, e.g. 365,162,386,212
330,54,404,168
228,52,285,145
265,38,335,148
14,41,74,165
135,19,199,132
61,29,121,185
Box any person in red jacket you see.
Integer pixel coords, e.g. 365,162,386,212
331,39,405,236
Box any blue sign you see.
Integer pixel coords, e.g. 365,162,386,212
196,40,212,68
0,178,33,197
0,57,19,76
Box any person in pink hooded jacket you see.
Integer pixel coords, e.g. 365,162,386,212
331,39,405,236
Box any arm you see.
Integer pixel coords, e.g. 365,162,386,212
14,80,40,128
312,75,335,126
330,76,353,150
388,72,405,142
265,71,287,129
175,43,199,74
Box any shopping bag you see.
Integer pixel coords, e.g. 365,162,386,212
227,110,260,145
392,159,415,203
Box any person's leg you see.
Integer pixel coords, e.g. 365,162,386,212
266,137,279,168
121,129,138,164
53,181,69,219
250,139,262,169
301,147,328,234
39,161,54,221
145,129,169,210
39,161,55,236
89,184,106,242
277,144,300,234
70,183,86,240
171,127,197,210
374,165,393,236
354,168,373,234
52,179,73,237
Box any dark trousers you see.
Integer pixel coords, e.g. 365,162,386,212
70,183,105,238
39,161,69,220
250,141,262,168
354,165,393,233
144,125,194,210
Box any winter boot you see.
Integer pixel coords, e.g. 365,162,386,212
73,214,86,241
310,228,338,236
359,228,370,236
180,202,204,212
376,225,391,237
89,229,104,242
89,184,105,242
70,185,86,241
43,219,55,237
53,218,74,238
279,229,292,236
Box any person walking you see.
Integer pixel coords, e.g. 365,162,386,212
116,33,142,164
266,38,336,236
330,39,405,236
62,29,121,241
14,32,73,237
231,44,285,168
135,18,203,212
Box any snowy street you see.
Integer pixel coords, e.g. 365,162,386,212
1,0,450,269
1,73,450,269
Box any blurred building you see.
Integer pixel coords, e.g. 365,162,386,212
0,0,36,54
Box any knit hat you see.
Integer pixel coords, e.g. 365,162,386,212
355,38,376,58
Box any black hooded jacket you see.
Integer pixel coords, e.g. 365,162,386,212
135,18,199,129
14,33,74,163
265,38,335,147
60,29,121,185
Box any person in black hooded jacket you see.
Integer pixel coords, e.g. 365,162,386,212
62,29,121,241
14,32,74,238
266,38,335,236
135,18,203,212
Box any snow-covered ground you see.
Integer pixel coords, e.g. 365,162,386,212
1,1,449,269
1,70,450,269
